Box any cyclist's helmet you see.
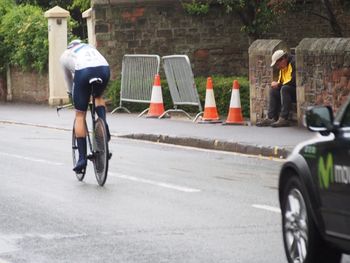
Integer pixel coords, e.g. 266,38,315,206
67,39,82,49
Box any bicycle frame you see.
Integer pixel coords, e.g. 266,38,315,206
59,77,109,186
86,95,96,155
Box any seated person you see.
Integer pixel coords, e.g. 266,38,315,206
257,49,296,128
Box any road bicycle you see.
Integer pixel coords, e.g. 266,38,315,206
57,78,110,186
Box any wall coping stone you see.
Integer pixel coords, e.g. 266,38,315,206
248,39,285,55
44,5,70,18
93,0,177,5
296,38,350,53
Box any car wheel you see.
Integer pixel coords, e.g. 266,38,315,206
281,176,342,263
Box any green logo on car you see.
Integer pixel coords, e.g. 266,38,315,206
318,153,334,189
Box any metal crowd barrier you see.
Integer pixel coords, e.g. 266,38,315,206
161,55,203,121
111,54,160,115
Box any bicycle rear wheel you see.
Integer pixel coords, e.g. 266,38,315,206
92,118,109,186
72,121,86,181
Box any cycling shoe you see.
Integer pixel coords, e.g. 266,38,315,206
73,159,87,173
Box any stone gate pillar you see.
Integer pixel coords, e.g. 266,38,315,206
296,38,350,124
83,8,96,47
44,6,70,106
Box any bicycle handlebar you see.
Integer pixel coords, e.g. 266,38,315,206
56,103,73,116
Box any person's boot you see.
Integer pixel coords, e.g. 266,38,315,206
256,118,275,127
95,106,111,141
271,117,290,128
73,137,87,173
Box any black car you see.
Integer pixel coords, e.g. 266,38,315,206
278,99,350,263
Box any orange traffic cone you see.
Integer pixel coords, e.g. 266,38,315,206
224,80,244,125
147,74,165,118
199,77,221,123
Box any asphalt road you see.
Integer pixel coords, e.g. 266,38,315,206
0,123,349,262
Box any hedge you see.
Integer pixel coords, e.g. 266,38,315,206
106,75,250,118
0,4,48,73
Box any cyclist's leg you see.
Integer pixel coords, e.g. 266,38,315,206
72,69,90,172
95,98,110,141
73,111,87,172
93,66,111,140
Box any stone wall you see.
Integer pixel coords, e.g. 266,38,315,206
296,38,350,122
92,0,350,79
9,68,48,103
249,38,350,126
92,0,250,79
0,77,6,101
248,40,289,124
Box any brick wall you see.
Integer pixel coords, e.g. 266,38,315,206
0,77,6,101
249,38,350,126
10,68,48,103
92,0,350,79
296,38,350,123
92,0,249,79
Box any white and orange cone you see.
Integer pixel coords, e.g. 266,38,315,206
224,80,244,125
199,77,221,123
147,74,165,118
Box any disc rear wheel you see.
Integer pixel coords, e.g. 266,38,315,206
92,118,109,186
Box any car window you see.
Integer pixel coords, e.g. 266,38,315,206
340,103,350,127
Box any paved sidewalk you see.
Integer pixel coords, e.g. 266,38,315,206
0,103,315,158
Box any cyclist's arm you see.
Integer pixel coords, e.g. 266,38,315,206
59,50,76,93
62,67,73,94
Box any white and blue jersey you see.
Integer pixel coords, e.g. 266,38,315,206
60,43,110,111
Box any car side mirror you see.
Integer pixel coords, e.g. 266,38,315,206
305,106,334,134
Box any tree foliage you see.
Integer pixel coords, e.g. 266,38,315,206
0,4,48,72
15,0,90,11
182,0,210,15
217,0,295,39
182,0,295,41
294,0,350,37
0,0,90,73
15,0,91,37
0,0,16,72
182,0,349,39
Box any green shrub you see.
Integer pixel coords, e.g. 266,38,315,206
182,1,210,16
0,4,48,73
0,0,14,17
105,75,250,118
0,0,15,73
195,75,250,118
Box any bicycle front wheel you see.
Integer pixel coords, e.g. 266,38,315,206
92,118,109,186
72,121,86,181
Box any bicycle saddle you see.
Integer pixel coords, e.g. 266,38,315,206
89,78,103,84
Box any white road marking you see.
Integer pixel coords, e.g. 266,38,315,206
252,204,281,213
110,172,201,193
0,236,18,254
0,233,86,255
0,151,64,166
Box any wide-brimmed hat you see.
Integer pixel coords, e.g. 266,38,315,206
271,50,286,67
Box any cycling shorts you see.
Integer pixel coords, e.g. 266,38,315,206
72,66,110,111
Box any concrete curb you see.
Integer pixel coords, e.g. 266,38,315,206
120,133,291,159
0,120,291,159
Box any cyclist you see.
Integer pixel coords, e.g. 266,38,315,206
60,39,111,173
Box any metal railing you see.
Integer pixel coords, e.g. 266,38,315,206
161,55,202,121
111,54,160,115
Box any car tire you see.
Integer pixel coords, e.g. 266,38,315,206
281,175,342,263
